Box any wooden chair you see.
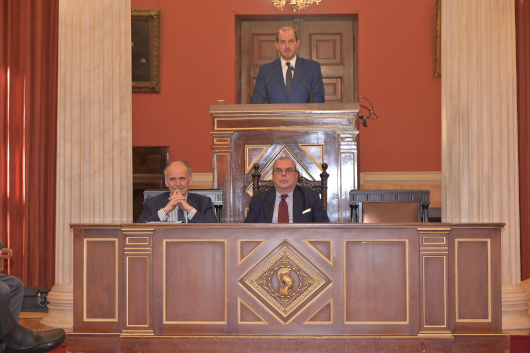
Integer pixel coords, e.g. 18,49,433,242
0,248,13,272
251,163,329,212
349,189,430,223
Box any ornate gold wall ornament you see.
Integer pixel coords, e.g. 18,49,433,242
271,0,322,12
245,245,328,318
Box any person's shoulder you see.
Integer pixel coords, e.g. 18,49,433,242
251,188,275,202
260,58,281,69
295,185,320,198
145,191,170,204
188,192,211,203
297,57,320,66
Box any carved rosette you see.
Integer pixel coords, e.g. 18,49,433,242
245,245,328,319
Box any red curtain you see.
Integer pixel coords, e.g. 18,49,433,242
0,0,58,288
517,0,530,280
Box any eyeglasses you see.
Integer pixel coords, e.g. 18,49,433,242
273,168,297,175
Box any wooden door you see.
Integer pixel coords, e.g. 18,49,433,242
239,18,357,104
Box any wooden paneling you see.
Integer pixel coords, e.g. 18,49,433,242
126,256,149,326
419,229,449,333
69,334,509,353
71,223,504,353
85,240,117,320
211,103,359,223
345,240,408,323
312,34,342,64
456,240,490,321
323,78,342,101
423,256,446,326
449,226,502,333
73,227,123,333
300,20,355,103
164,240,226,323
252,35,278,65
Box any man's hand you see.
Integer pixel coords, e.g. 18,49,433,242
162,190,194,215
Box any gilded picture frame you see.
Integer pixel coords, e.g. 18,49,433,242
434,0,441,77
132,9,160,93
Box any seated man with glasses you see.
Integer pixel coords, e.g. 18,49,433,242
245,157,329,223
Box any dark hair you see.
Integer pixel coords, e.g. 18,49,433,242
276,26,299,42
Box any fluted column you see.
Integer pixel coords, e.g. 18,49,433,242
442,0,530,329
42,0,132,328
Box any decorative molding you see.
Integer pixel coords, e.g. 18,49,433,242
361,172,442,185
191,172,442,189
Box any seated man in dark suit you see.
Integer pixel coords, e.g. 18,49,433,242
245,157,329,223
0,272,65,353
137,160,217,223
251,26,325,104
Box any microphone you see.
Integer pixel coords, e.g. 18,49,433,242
255,67,281,104
290,66,313,103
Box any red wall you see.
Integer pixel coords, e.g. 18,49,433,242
131,0,441,173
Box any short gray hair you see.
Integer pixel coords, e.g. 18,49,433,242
273,157,298,172
164,160,193,177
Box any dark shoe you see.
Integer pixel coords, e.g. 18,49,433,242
6,327,65,353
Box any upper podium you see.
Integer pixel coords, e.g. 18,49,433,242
210,103,360,223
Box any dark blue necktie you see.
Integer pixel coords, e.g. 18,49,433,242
177,207,185,223
285,62,292,98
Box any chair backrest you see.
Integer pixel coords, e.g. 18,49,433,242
0,248,13,272
251,163,329,212
349,189,430,223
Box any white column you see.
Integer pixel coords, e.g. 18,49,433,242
441,0,530,330
42,0,132,328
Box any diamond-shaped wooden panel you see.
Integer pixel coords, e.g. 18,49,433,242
239,240,332,323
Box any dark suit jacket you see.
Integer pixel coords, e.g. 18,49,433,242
251,57,325,104
244,185,329,223
136,192,217,223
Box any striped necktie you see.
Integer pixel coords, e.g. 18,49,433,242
278,194,289,223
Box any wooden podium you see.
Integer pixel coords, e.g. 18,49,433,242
210,103,360,223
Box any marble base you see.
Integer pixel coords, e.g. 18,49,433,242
40,284,73,329
501,285,530,330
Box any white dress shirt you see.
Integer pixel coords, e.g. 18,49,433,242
280,55,297,85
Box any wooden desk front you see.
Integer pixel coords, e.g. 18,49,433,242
70,223,507,352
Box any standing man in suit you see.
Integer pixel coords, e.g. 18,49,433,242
245,157,329,223
251,26,325,104
137,160,217,223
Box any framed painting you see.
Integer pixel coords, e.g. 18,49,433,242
131,9,160,93
434,0,441,77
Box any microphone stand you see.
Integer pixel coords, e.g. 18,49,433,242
290,66,313,103
255,67,281,104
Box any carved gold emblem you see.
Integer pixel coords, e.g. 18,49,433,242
245,245,327,318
